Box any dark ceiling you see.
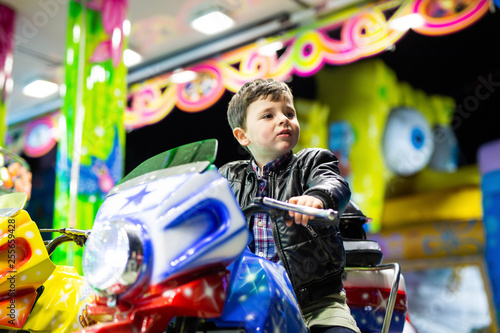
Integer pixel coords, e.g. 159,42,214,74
124,10,500,172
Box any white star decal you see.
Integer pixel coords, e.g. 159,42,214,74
54,289,71,307
50,313,58,328
374,289,389,313
195,279,220,312
239,263,263,295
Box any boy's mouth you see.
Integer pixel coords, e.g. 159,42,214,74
278,129,292,137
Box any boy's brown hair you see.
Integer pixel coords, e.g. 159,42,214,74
227,78,293,131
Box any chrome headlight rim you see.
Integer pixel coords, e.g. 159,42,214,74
83,220,148,298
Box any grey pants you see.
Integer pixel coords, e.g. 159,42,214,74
301,290,361,333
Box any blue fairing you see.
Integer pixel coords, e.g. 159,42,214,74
212,249,308,332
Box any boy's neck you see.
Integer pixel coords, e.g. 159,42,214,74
254,157,275,170
254,160,266,170
253,151,291,170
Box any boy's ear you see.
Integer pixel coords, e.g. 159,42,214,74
233,127,250,146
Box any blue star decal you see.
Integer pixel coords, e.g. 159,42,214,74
123,186,151,207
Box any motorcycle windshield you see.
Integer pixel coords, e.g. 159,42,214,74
109,139,218,196
0,192,28,217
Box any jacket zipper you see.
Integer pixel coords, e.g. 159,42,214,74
304,224,318,237
268,172,291,275
246,172,258,229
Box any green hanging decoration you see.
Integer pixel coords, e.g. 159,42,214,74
52,0,128,272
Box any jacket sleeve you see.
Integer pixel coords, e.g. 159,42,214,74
218,164,229,179
301,149,351,215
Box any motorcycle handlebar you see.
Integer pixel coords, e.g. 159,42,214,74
260,197,337,221
40,228,91,255
243,197,339,227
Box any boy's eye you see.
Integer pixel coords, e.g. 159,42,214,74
287,112,295,118
262,114,272,119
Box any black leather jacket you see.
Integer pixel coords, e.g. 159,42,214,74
219,148,351,306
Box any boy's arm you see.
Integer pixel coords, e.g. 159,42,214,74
291,149,351,225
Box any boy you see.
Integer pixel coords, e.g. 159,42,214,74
219,78,360,333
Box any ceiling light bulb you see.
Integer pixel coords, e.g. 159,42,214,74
190,9,234,35
170,70,197,84
123,19,131,37
23,79,59,98
124,49,142,67
389,13,425,31
258,41,284,56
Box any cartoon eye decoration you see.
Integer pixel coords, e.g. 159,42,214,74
382,107,435,176
428,125,459,172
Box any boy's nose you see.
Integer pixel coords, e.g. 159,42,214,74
279,115,289,125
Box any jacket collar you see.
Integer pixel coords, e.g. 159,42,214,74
246,151,295,174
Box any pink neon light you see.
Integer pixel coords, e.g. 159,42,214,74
176,62,226,112
24,116,58,158
125,0,489,130
413,0,490,34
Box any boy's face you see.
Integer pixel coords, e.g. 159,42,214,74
233,92,300,165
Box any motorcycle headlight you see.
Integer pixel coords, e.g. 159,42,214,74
83,220,145,296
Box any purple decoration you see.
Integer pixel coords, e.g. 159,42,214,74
0,3,15,102
478,139,500,175
478,139,500,326
302,43,313,57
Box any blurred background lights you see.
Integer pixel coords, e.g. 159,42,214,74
190,8,235,35
22,79,60,98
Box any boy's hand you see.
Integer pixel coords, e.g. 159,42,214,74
287,195,323,226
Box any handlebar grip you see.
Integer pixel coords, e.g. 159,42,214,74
261,197,337,221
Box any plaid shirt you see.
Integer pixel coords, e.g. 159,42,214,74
248,151,292,263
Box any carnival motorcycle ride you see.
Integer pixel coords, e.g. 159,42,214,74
76,139,411,333
0,193,96,332
0,146,96,333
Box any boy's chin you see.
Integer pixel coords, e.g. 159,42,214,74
274,143,296,154
278,139,297,149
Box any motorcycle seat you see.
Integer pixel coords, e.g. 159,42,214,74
343,239,383,267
